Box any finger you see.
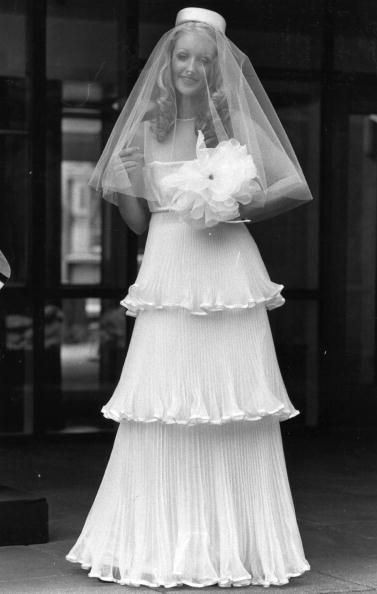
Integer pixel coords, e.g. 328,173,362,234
119,146,140,155
114,165,140,174
128,157,144,166
125,165,142,172
115,165,142,173
116,162,143,172
123,162,141,169
115,163,139,172
119,151,144,162
119,159,139,166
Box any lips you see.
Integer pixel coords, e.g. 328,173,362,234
180,76,198,84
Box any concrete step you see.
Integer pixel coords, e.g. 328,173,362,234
0,484,48,546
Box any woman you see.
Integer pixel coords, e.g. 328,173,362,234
66,7,312,588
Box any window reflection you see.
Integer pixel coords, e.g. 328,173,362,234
62,298,100,390
61,162,101,283
61,117,102,284
44,298,126,433
0,305,33,434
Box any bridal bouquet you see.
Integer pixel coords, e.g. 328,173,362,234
161,130,263,229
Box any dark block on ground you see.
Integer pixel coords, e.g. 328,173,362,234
0,485,48,546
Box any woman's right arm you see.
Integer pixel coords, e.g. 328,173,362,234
116,122,151,235
117,194,151,235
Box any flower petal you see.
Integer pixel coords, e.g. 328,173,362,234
159,136,263,228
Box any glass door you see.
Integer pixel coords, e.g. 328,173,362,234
344,103,377,422
43,0,132,433
252,80,320,427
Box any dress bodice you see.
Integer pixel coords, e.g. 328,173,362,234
143,119,198,213
143,160,193,213
121,118,285,319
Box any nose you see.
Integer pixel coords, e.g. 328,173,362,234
185,56,196,74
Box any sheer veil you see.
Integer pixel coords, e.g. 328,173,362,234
89,12,313,221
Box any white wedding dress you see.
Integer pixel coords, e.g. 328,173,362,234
66,120,310,588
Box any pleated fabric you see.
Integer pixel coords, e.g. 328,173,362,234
66,204,310,587
101,307,299,425
66,417,309,588
122,211,285,318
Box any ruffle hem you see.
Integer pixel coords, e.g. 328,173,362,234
66,418,310,588
101,307,298,426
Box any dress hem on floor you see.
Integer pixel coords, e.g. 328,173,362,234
65,554,310,589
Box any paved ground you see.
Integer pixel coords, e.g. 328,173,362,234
0,425,377,593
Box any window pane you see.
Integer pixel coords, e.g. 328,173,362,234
0,79,27,131
0,298,33,434
269,300,319,427
139,1,322,71
47,0,118,86
47,0,123,288
252,82,320,290
345,114,377,388
0,1,26,78
334,2,377,73
0,135,29,285
230,2,322,72
0,0,27,133
0,2,28,285
45,298,127,433
61,117,102,284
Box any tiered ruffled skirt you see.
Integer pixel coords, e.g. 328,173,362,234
66,213,310,587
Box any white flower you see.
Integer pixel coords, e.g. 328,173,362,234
161,130,262,229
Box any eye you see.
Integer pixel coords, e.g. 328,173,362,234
176,52,188,61
201,57,210,65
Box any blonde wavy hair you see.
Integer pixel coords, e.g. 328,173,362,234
150,22,232,147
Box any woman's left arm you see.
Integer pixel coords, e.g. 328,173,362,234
234,114,311,222
239,193,298,222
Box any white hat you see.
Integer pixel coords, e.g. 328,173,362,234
175,7,226,33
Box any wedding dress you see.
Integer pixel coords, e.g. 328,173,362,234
66,119,310,588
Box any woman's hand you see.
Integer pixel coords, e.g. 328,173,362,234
118,146,144,172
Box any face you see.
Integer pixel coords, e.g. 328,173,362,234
171,31,216,97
